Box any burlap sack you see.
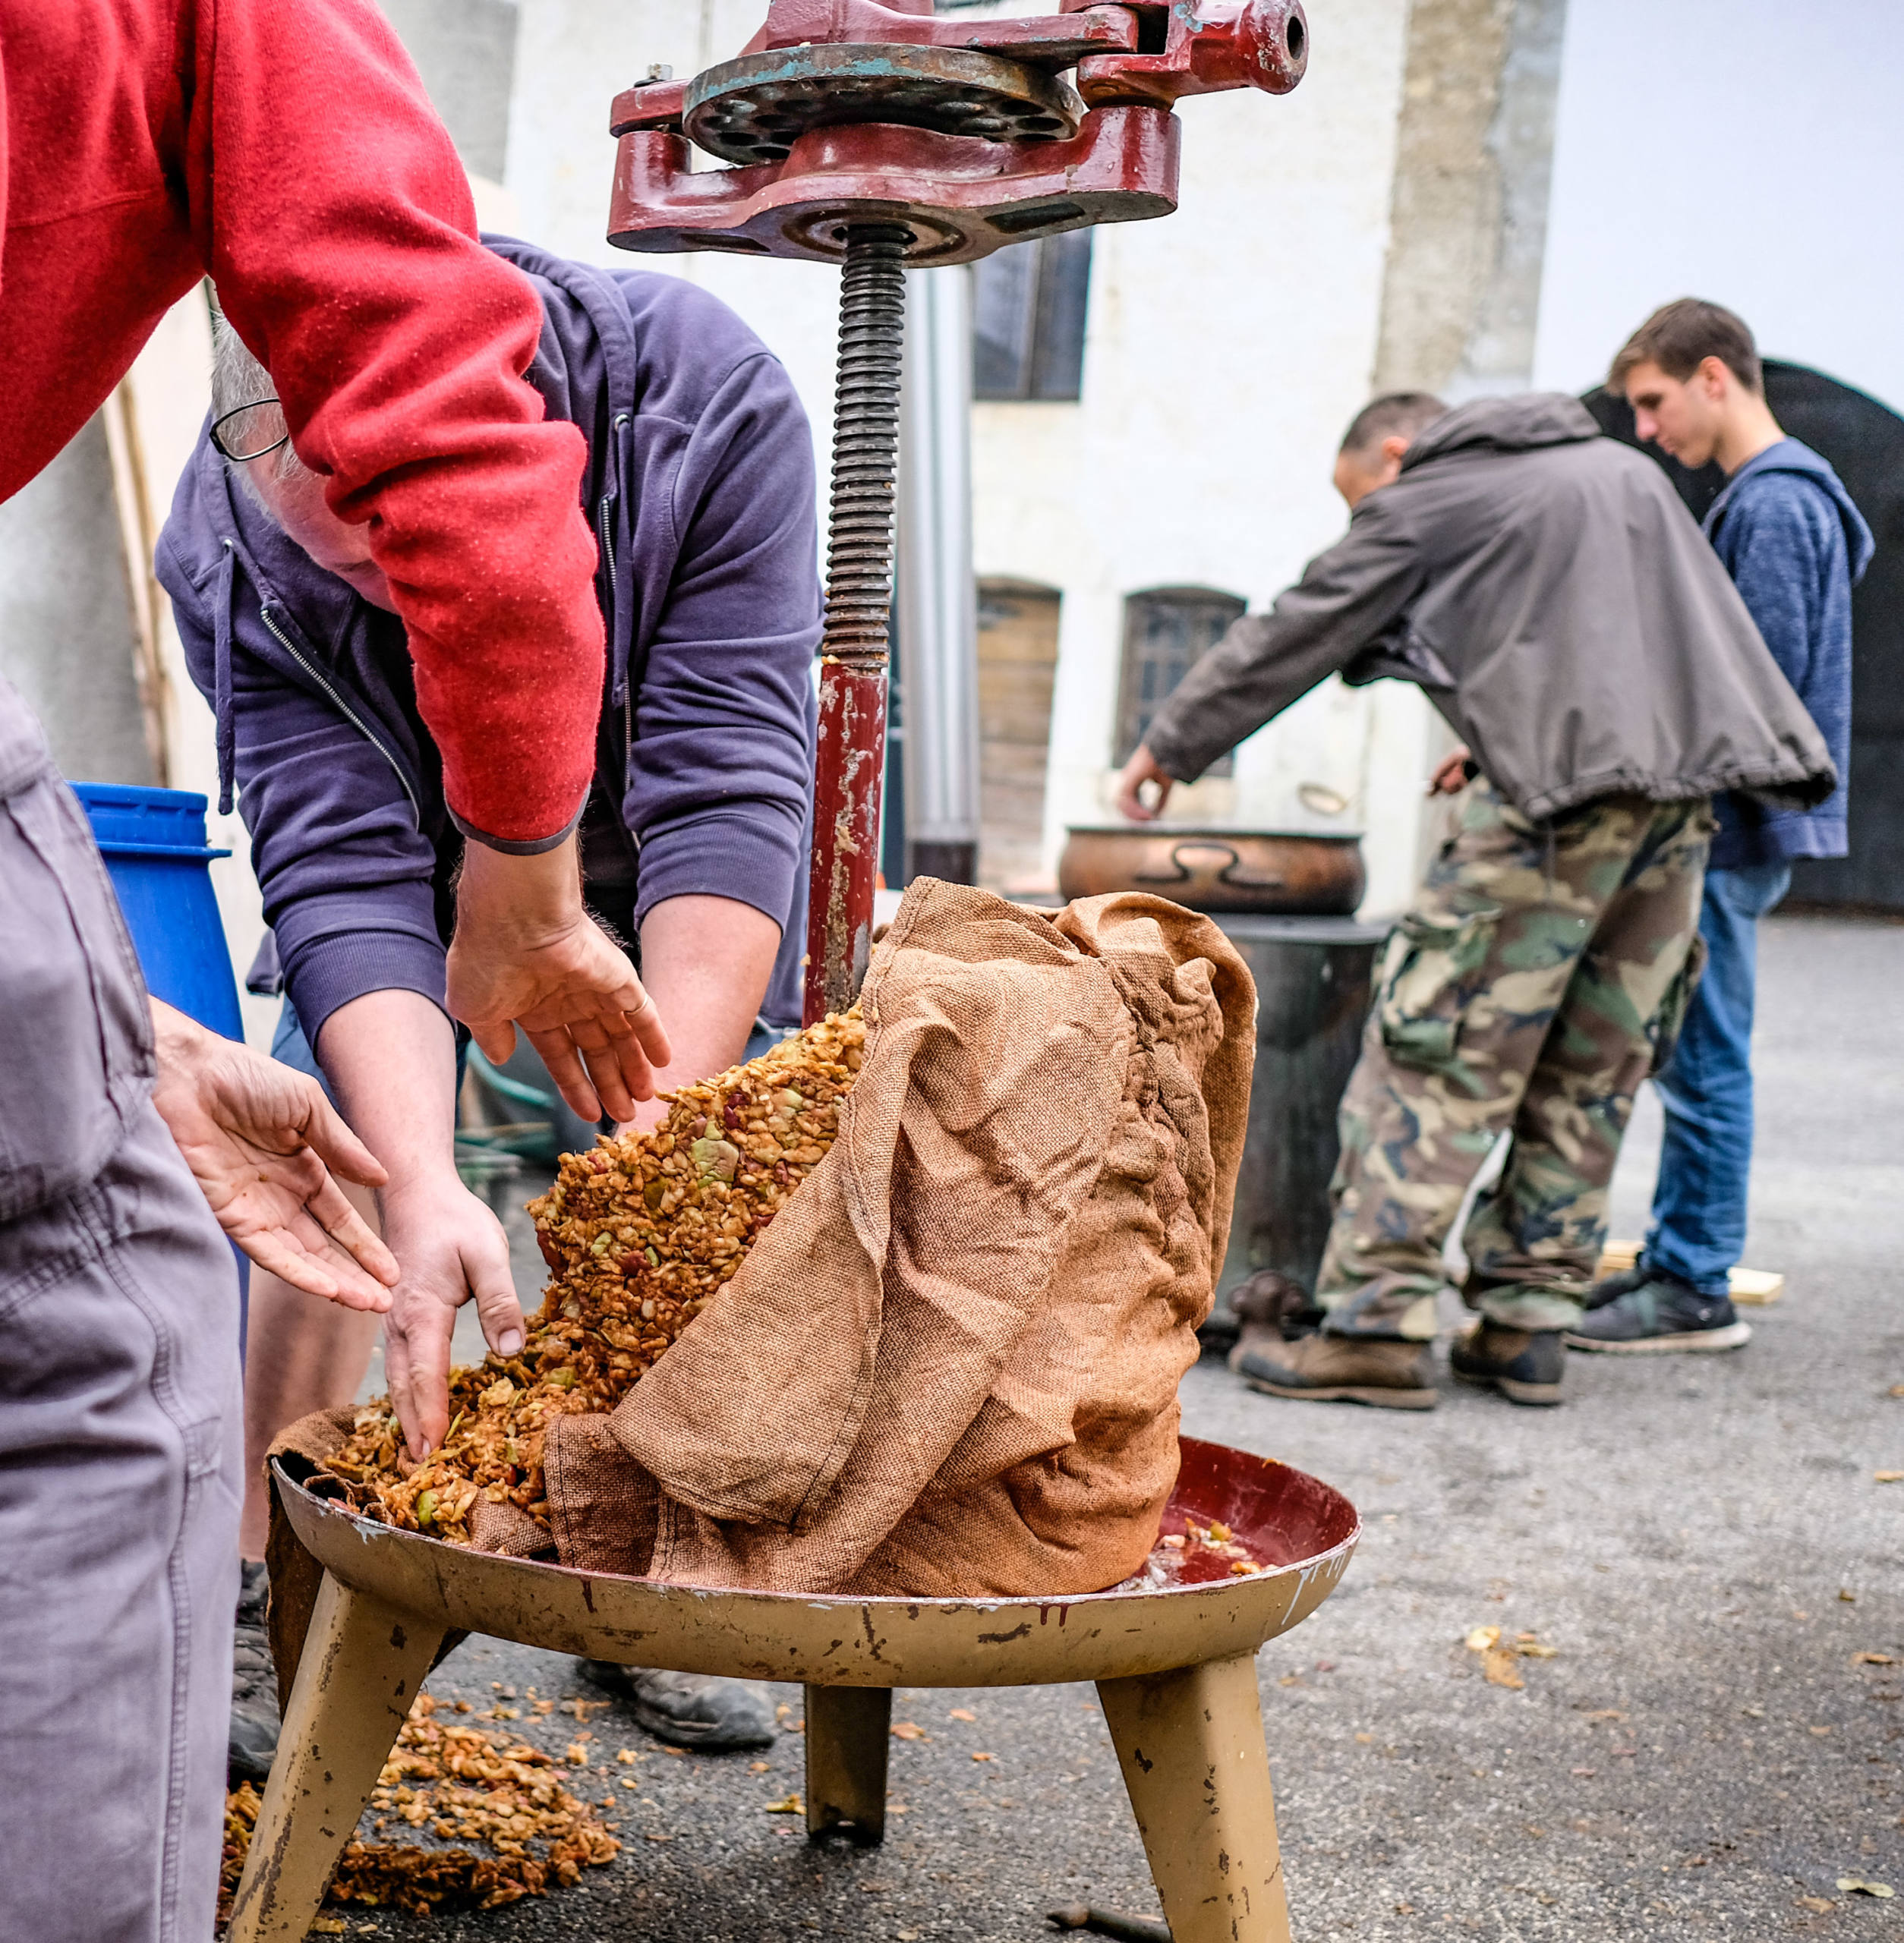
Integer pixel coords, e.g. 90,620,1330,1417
544,881,1254,1597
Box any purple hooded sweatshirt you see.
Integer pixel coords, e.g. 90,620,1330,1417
157,238,819,1047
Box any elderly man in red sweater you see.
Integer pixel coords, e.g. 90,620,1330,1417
0,4,674,1936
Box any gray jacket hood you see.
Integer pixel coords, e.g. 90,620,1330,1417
1144,394,1835,823
1401,392,1600,467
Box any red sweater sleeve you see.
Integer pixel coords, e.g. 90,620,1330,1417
186,0,603,848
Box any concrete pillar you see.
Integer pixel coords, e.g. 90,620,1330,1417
1374,0,1571,400
1366,0,1572,887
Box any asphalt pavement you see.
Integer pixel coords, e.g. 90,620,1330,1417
327,912,1902,1942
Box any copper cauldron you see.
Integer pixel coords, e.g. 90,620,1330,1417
1058,826,1365,915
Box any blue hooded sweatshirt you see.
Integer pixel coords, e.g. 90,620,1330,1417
1703,437,1873,870
156,238,820,1047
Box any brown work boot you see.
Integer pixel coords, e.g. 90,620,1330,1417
1449,1321,1565,1406
1225,1270,1321,1375
1235,1331,1437,1409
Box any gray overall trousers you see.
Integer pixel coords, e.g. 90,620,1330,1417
0,675,242,1941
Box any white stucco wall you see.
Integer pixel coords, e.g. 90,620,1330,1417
1534,0,1904,415
506,0,1426,912
966,0,1420,909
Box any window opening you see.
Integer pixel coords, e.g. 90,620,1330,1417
972,230,1093,402
1114,586,1247,776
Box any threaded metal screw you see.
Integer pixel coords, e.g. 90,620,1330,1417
821,222,913,668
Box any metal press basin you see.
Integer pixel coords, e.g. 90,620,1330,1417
273,1434,1360,1686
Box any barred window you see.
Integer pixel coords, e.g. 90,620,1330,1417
972,231,1093,402
1114,586,1247,776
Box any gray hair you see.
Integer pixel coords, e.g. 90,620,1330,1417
209,307,311,514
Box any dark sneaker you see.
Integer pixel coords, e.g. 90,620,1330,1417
229,1560,280,1785
1449,1321,1565,1406
1565,1277,1751,1354
1582,1261,1650,1312
1236,1332,1437,1409
575,1663,777,1751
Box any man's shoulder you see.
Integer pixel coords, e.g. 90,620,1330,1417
610,266,763,347
623,271,788,387
487,236,788,417
1388,420,1666,526
1709,457,1843,553
1405,422,1651,488
1723,455,1841,517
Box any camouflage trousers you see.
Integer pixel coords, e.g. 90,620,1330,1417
1316,779,1713,1338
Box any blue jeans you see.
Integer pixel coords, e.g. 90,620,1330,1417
1644,861,1791,1296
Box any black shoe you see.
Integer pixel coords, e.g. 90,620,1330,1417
575,1662,777,1751
1582,1262,1650,1312
229,1560,280,1786
1565,1276,1751,1354
1449,1322,1565,1406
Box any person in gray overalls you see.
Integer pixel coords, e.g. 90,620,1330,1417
0,678,401,1939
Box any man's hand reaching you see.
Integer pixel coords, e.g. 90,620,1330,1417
1428,745,1476,796
1115,743,1177,823
378,1174,524,1460
447,835,672,1123
148,998,398,1308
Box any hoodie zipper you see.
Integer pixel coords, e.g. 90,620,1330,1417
596,483,618,591
598,411,634,784
257,601,421,823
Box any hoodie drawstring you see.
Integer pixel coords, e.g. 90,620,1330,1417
213,540,237,814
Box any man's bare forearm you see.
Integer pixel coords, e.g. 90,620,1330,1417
314,989,462,1194
315,987,525,1451
456,835,585,949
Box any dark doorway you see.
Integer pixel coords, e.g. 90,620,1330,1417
1583,362,1902,912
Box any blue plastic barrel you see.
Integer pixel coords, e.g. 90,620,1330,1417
71,783,245,1041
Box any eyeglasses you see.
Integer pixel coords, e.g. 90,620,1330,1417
210,397,290,464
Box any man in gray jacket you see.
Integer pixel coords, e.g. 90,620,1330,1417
1117,392,1833,1409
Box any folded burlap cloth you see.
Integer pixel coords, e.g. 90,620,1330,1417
269,883,1253,1678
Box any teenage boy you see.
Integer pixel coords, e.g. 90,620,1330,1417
1117,391,1834,1409
1571,301,1873,1353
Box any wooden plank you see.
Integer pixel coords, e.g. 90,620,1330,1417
1597,1239,1785,1305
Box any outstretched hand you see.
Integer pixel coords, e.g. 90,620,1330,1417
1428,745,1476,796
446,836,672,1123
148,999,398,1308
